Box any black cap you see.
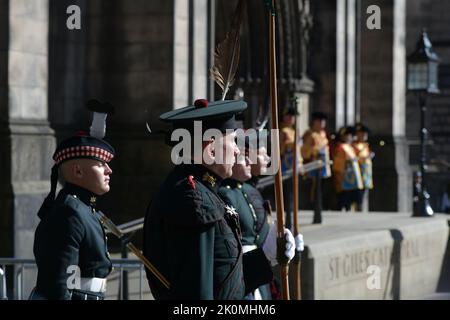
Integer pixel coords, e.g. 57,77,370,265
53,132,115,165
282,106,299,116
354,123,371,134
86,99,115,115
337,126,355,140
311,112,328,121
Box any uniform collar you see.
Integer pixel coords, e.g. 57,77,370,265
63,183,99,208
222,179,243,189
248,176,259,187
177,164,223,193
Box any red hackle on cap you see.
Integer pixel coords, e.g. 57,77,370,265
194,99,208,109
187,175,196,189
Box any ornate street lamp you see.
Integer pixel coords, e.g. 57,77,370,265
407,30,440,217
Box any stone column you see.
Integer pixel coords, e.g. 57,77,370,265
360,0,411,212
335,0,347,130
173,0,209,106
0,0,10,258
173,0,190,107
310,0,337,128
0,0,55,259
336,0,357,129
49,0,88,138
192,0,208,101
345,0,356,125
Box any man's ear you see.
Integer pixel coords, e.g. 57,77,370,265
72,163,83,179
202,139,215,164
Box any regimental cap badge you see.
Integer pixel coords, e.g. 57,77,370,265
202,172,216,187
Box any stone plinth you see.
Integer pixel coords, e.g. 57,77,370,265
274,211,449,300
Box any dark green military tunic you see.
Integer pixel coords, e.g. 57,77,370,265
219,179,270,247
33,183,112,300
219,178,272,299
143,164,272,300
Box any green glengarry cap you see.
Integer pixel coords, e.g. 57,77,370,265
160,99,247,132
246,129,270,150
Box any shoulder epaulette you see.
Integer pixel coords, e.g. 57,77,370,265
162,178,224,226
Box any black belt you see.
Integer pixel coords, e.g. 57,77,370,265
70,289,105,300
29,288,105,300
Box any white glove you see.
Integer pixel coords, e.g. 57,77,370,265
262,223,295,266
295,233,304,252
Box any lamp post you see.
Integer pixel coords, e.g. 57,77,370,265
407,30,440,217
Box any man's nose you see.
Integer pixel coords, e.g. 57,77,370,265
234,144,240,157
105,163,113,174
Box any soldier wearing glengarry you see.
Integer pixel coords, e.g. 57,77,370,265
31,100,115,300
142,99,295,300
219,132,300,300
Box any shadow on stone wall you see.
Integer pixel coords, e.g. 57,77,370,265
385,229,403,300
293,228,406,300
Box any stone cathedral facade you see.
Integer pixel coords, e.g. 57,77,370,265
1,0,449,259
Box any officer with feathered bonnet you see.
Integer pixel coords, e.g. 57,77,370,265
143,98,296,299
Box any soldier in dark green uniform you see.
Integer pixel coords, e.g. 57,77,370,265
249,134,304,296
143,99,295,300
31,100,115,300
219,131,301,300
218,139,272,300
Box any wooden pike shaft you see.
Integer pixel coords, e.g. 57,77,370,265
268,0,289,300
127,243,170,289
96,211,170,289
292,103,302,300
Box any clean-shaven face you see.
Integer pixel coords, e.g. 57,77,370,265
211,131,240,179
72,159,113,195
251,146,270,176
232,150,252,182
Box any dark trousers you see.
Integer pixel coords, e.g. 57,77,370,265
70,289,105,300
337,191,352,211
352,189,366,211
29,288,104,300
